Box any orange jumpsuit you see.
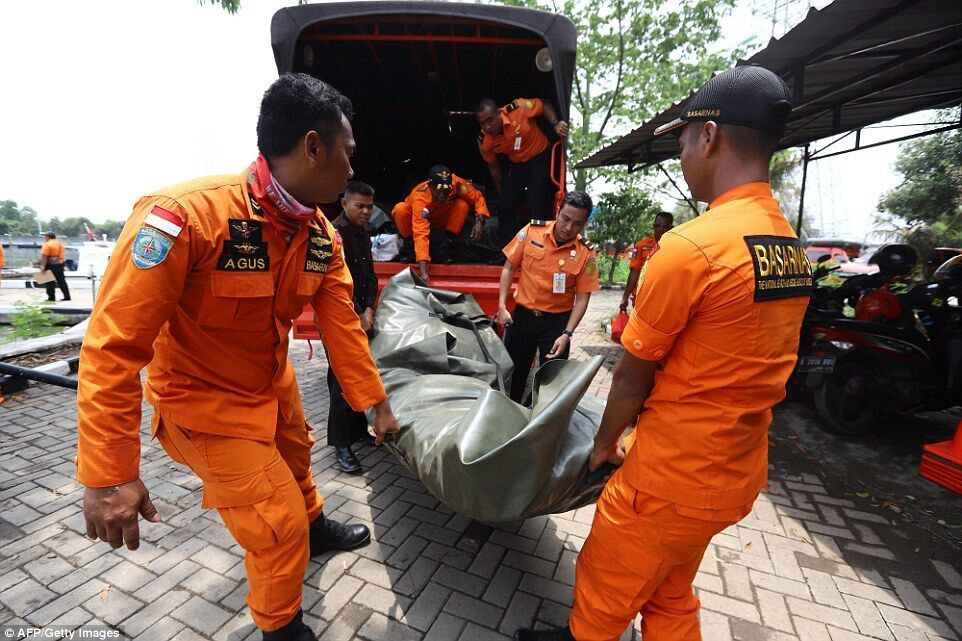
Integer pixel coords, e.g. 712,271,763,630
76,172,386,631
628,234,658,272
478,97,550,165
570,183,810,641
392,175,490,263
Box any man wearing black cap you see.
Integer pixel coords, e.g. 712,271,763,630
391,164,490,281
515,65,810,641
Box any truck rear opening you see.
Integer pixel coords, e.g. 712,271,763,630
270,2,577,334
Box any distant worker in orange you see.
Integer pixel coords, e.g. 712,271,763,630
40,231,71,302
392,164,490,281
476,97,568,243
77,74,400,641
495,191,600,403
0,241,5,285
619,212,673,311
514,66,808,641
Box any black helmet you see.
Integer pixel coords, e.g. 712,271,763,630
868,244,917,277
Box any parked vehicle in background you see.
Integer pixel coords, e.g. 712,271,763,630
795,246,962,435
807,238,862,260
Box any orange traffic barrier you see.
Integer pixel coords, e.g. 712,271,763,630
920,418,962,495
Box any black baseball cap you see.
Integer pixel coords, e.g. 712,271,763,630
428,164,453,189
654,65,793,138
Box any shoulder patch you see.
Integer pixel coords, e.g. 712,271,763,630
132,227,173,269
530,219,547,226
145,205,186,238
744,235,812,301
585,256,598,276
416,183,429,192
524,99,534,110
517,230,526,242
459,184,468,195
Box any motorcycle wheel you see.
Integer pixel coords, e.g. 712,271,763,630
812,361,880,436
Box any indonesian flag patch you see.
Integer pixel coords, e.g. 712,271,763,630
145,205,186,237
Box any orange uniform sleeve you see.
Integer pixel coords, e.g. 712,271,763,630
502,224,529,265
408,188,433,263
0,244,5,267
76,197,195,487
517,97,544,118
621,233,711,362
629,240,648,271
311,227,387,412
576,251,602,294
456,178,490,218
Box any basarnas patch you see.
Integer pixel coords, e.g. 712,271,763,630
132,226,173,269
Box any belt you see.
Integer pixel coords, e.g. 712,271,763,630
517,305,568,318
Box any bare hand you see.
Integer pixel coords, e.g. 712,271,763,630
83,479,162,551
372,398,401,446
619,300,628,312
494,307,513,326
545,333,570,359
554,121,569,137
588,440,626,473
360,308,374,333
470,220,484,242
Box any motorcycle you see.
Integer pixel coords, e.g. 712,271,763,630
795,247,962,435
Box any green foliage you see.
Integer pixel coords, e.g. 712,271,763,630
877,114,962,240
587,188,661,283
7,301,65,342
596,256,630,284
201,0,307,13
0,201,41,236
496,0,737,193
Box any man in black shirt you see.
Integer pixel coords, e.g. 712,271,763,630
329,181,379,473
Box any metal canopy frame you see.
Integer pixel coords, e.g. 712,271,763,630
575,0,962,233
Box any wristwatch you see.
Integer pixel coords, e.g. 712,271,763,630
562,329,574,338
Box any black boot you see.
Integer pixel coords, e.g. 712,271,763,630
514,627,576,641
354,433,377,447
262,610,315,641
336,446,362,474
309,514,371,557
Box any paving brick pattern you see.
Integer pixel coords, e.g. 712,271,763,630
1,289,960,640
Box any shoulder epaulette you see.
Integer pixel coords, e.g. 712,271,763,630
580,237,596,251
530,219,547,226
477,132,485,144
504,100,519,113
416,182,429,192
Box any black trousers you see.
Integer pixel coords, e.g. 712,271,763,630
44,263,70,301
503,305,572,403
326,366,369,447
498,148,554,244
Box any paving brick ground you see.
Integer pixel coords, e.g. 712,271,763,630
1,288,960,641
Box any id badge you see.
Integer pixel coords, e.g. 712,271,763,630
552,272,566,294
514,136,523,151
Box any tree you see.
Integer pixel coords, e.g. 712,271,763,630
0,200,41,236
587,187,661,283
877,115,962,248
498,0,737,193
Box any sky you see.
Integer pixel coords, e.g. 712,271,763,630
0,0,935,241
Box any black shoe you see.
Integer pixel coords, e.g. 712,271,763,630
309,514,371,557
354,433,377,447
336,446,362,474
514,627,575,641
262,610,315,641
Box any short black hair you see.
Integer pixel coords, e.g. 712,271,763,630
719,123,778,161
256,73,354,158
656,212,674,223
344,181,374,198
562,190,593,214
475,98,498,113
44,232,56,239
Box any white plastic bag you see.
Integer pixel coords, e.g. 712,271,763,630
371,233,401,262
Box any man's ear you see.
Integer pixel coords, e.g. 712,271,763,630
341,196,348,210
304,130,328,167
702,121,719,156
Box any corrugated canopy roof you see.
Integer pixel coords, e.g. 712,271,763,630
577,0,962,169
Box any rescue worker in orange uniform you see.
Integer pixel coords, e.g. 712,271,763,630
495,191,600,403
392,164,490,281
514,66,808,641
40,231,71,302
476,97,568,243
77,74,401,641
619,212,674,311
